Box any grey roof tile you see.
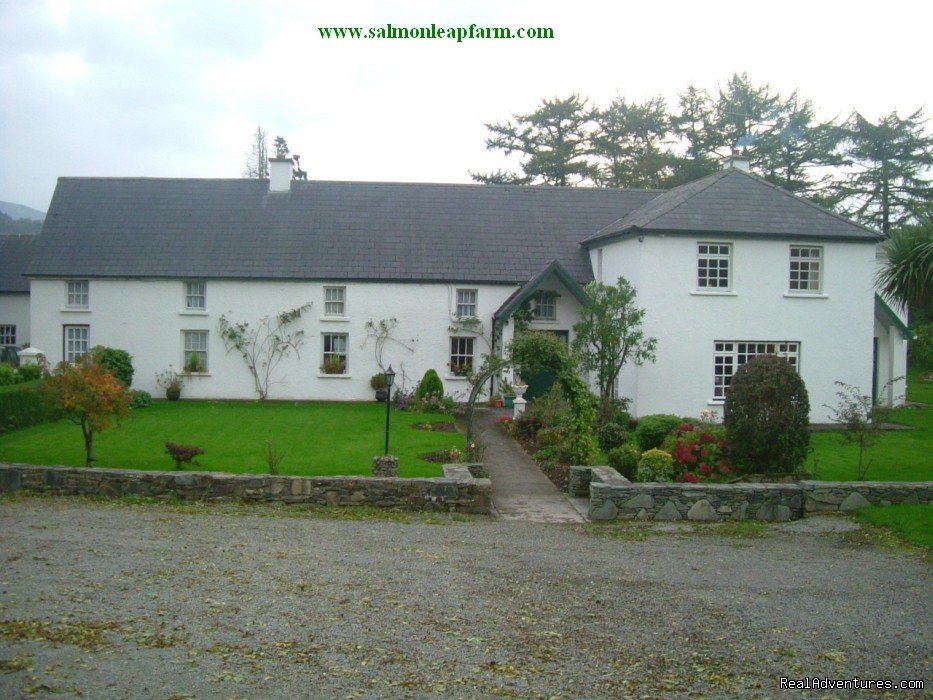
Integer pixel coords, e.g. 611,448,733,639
29,179,660,284
0,235,39,292
584,169,880,243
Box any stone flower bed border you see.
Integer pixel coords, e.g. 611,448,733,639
0,462,492,514
570,466,932,522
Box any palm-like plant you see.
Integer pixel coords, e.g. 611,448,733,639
875,220,933,322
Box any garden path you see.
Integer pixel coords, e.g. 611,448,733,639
472,408,588,523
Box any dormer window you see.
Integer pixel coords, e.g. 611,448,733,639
532,292,557,320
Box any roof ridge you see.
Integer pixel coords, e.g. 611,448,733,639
55,175,664,195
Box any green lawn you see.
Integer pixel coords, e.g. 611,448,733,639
807,402,932,481
855,504,932,550
0,401,465,478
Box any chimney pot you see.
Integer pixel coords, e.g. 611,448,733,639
723,154,751,172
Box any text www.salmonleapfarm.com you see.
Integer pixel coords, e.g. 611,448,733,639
318,24,555,43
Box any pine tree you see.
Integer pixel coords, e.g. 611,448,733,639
668,85,721,186
713,73,782,162
470,94,598,186
756,93,842,198
591,96,676,188
832,109,933,233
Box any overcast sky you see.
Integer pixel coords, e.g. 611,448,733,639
1,0,930,212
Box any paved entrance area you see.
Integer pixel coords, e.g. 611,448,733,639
472,408,587,523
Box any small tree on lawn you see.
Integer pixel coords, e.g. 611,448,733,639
724,355,810,476
45,358,132,467
218,303,311,400
572,277,657,413
824,381,895,480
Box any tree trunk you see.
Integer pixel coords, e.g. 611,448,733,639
82,420,95,467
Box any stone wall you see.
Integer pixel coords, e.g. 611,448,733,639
571,466,932,522
0,463,492,514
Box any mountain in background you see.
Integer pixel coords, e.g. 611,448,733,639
0,200,45,235
0,200,46,222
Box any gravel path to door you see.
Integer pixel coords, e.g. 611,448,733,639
472,408,587,523
0,496,929,698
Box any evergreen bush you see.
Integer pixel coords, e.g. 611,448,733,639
598,421,630,451
636,448,675,482
90,346,134,387
607,444,640,480
416,369,444,399
724,355,810,475
635,414,683,450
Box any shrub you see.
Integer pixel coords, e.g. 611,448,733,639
165,442,205,470
598,396,633,428
661,422,733,483
607,444,640,480
17,364,42,382
130,390,152,409
598,421,629,452
0,364,17,386
512,411,542,440
910,323,933,372
90,346,134,387
0,380,61,435
416,369,444,399
417,393,457,414
370,372,389,390
636,448,675,482
725,355,810,475
635,414,684,451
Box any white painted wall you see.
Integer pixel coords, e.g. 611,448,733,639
873,306,909,406
597,234,879,423
0,293,30,346
29,278,519,400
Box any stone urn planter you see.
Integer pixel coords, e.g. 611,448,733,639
375,388,389,402
166,386,181,401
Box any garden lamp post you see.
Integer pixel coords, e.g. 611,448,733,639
384,365,396,455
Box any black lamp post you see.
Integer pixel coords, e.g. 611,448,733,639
384,365,396,455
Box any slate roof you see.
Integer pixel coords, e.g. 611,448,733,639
0,235,39,292
29,178,661,284
583,169,881,245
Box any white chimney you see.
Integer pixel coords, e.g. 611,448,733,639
269,156,294,192
723,154,750,172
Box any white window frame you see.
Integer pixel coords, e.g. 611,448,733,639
185,281,206,310
789,245,823,294
0,325,15,345
64,325,89,363
697,243,732,290
324,286,347,317
456,289,477,318
532,292,557,320
183,330,209,372
67,280,89,308
322,333,348,374
449,336,474,376
713,340,800,401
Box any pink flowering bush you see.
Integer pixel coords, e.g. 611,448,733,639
660,422,734,483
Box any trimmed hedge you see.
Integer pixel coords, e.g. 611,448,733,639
0,380,61,435
417,369,444,399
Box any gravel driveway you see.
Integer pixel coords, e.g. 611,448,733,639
0,495,929,698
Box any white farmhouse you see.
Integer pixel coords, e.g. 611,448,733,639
0,235,38,348
23,157,908,421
